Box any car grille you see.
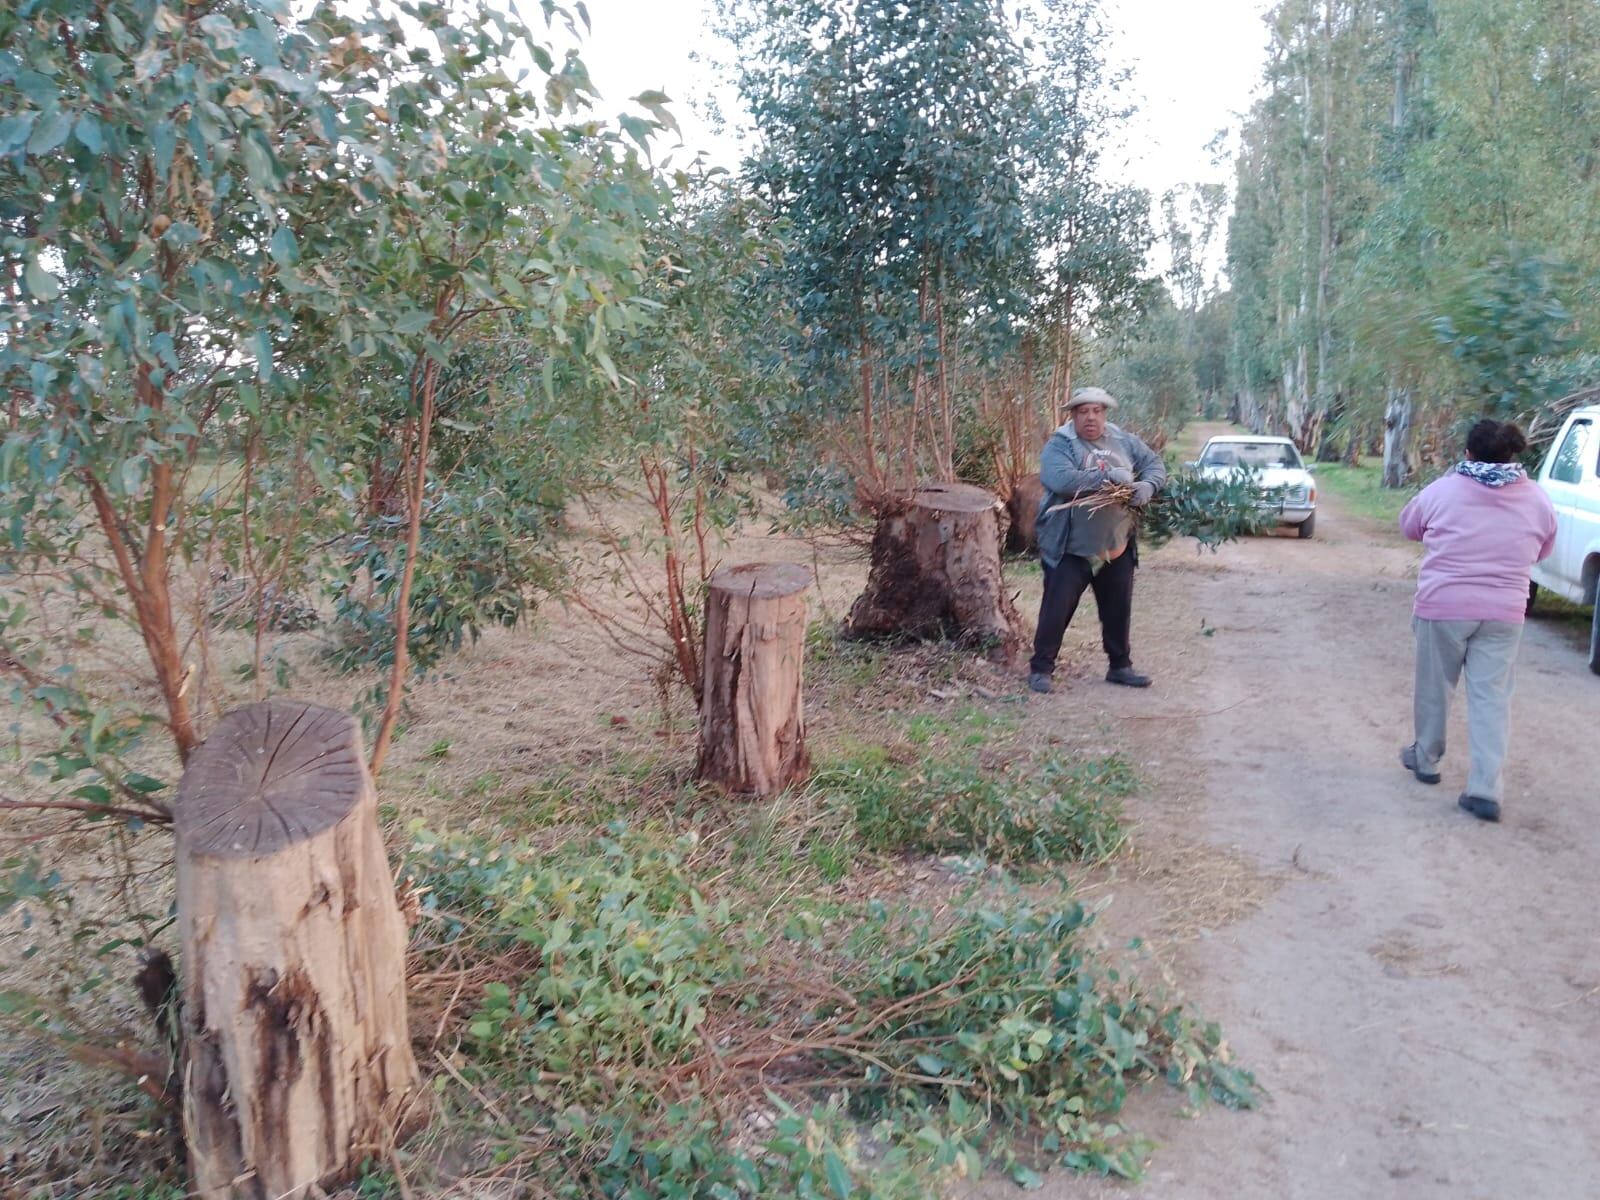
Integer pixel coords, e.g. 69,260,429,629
1255,483,1311,508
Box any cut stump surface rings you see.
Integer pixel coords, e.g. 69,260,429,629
176,700,420,1200
696,562,812,797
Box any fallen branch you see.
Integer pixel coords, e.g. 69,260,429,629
0,795,172,825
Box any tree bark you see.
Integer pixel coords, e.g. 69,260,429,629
696,563,812,797
1004,473,1045,555
1382,386,1414,487
847,483,1023,661
177,700,421,1200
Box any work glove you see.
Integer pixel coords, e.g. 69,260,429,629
1104,466,1135,487
1130,480,1156,507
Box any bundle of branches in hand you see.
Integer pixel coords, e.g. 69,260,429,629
1047,473,1276,551
1073,480,1137,514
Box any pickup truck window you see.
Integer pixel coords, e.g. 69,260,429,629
1550,419,1592,484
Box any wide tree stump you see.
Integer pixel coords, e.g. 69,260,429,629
848,482,1023,660
176,701,420,1200
1004,473,1046,554
696,562,812,796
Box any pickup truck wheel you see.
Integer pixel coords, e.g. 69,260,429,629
1296,512,1316,539
1589,600,1600,676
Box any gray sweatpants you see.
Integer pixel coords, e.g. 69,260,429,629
1412,616,1523,801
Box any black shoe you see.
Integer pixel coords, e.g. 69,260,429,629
1458,794,1501,823
1105,667,1151,688
1028,671,1052,694
1400,743,1441,785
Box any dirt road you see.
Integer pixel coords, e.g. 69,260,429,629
998,428,1600,1199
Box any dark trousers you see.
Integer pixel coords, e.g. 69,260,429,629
1030,547,1135,675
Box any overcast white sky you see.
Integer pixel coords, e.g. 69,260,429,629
551,0,1276,280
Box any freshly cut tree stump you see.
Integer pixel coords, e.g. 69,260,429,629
848,482,1023,660
696,562,812,796
176,701,420,1200
1004,473,1046,554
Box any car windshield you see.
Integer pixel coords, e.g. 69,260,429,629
1200,441,1302,470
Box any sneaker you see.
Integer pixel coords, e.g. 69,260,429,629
1105,666,1152,688
1458,794,1501,823
1028,671,1053,694
1400,743,1441,785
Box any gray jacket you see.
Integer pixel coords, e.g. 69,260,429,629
1035,419,1167,568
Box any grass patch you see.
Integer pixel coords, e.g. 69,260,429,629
1528,586,1597,658
403,825,1254,1196
1311,459,1420,528
816,748,1134,868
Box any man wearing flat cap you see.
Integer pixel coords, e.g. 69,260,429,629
1029,387,1166,693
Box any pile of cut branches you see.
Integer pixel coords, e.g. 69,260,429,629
403,825,1254,1194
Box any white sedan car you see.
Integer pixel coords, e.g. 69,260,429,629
1188,435,1318,539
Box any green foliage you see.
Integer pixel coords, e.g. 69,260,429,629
815,749,1134,867
1140,470,1282,550
407,828,925,1198
1028,0,1158,345
404,825,1253,1193
0,0,671,1089
326,482,559,674
719,0,1152,492
1431,253,1580,421
1094,294,1199,447
728,0,1032,363
104,1185,186,1200
829,898,1256,1179
0,0,665,759
1224,0,1600,455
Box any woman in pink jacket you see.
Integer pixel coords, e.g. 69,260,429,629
1398,419,1557,822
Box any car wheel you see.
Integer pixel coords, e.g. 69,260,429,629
1297,512,1316,539
1526,581,1539,618
1589,599,1600,676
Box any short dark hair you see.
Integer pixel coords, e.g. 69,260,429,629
1465,418,1527,464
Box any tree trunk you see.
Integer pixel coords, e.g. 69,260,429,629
1313,0,1337,429
696,563,812,796
1004,473,1045,555
1382,386,1414,487
176,700,421,1200
847,483,1022,661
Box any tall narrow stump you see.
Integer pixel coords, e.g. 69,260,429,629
847,482,1023,660
696,562,812,796
176,701,420,1200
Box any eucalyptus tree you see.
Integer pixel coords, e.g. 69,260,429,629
1224,0,1600,478
722,0,1033,498
1025,0,1155,421
566,177,798,701
0,0,662,780
0,0,662,897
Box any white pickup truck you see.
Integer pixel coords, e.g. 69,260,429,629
1530,404,1600,673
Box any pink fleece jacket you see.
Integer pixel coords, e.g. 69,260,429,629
1399,472,1557,623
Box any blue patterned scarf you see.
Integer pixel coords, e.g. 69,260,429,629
1456,460,1525,488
